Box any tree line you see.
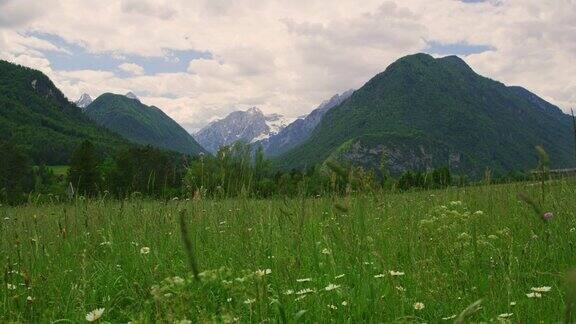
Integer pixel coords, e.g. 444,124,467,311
1,139,534,205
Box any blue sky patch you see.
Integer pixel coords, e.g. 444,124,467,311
424,41,494,56
28,32,211,76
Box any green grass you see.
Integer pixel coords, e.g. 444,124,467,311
46,165,69,177
1,181,576,322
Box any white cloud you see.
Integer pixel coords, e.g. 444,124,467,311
0,0,574,131
119,62,145,76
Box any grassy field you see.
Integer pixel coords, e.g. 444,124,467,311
1,180,576,322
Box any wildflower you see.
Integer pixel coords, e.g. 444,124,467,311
226,298,232,302
531,286,551,293
140,247,150,254
296,278,312,282
510,301,516,306
474,210,484,215
324,283,340,291
374,274,386,278
334,274,345,279
395,285,406,292
413,302,425,310
321,248,331,255
389,270,405,276
498,313,514,318
86,308,105,322
542,212,554,221
99,241,112,246
442,315,457,320
341,301,348,306
327,304,338,310
526,292,542,298
296,288,316,295
172,276,185,285
295,295,307,301
27,296,34,302
244,298,256,305
7,283,16,290
255,269,272,277
283,289,294,295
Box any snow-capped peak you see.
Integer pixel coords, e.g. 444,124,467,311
125,91,140,101
75,93,93,109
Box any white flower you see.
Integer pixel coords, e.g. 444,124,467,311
341,301,348,306
172,276,185,285
526,292,542,298
26,296,34,302
244,298,256,304
395,285,406,292
389,270,405,276
99,241,112,246
321,248,331,255
498,313,514,318
324,283,340,291
327,304,338,310
7,283,16,290
296,288,316,295
140,247,150,254
474,210,484,215
413,302,425,310
255,269,272,277
442,315,457,320
296,278,312,282
530,286,551,293
283,289,294,295
510,301,516,306
374,274,386,278
86,308,105,322
334,274,346,279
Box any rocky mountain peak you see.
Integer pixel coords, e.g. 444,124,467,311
75,93,93,109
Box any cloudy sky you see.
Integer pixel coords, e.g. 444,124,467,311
1,0,575,132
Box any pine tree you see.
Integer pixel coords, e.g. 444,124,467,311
67,140,101,196
0,141,33,204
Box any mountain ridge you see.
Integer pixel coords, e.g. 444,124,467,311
85,93,206,156
276,53,575,176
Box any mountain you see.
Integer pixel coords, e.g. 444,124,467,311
75,93,93,109
277,53,575,176
257,90,354,156
0,60,128,164
85,93,206,155
194,107,295,153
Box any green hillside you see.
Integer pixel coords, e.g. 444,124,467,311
277,53,575,176
0,60,128,164
85,94,206,156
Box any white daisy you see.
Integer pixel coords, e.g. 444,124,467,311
413,302,425,310
85,308,105,322
389,270,405,276
140,247,150,254
526,292,542,298
530,286,551,293
324,283,340,291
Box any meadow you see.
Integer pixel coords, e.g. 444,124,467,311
1,180,576,323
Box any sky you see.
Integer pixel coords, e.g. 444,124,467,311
1,0,575,132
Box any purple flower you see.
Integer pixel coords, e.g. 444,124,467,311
542,212,554,221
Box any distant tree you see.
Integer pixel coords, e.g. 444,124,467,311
0,141,34,204
67,140,101,196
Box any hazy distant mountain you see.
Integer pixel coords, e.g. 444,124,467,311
256,90,354,156
194,107,295,153
75,93,93,109
0,60,128,164
277,53,575,176
85,93,206,155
